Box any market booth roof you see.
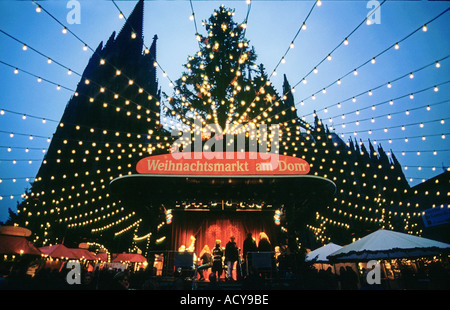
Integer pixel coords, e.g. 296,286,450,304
327,229,450,262
70,248,98,261
110,174,336,205
0,226,41,256
39,244,79,260
305,242,343,263
111,253,147,263
0,235,42,256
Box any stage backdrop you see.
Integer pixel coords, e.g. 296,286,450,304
169,211,277,257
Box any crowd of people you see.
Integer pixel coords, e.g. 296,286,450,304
181,232,275,283
1,231,449,290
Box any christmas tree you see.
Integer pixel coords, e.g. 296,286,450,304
164,6,296,140
164,5,414,248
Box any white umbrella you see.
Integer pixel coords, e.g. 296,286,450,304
305,243,343,263
327,229,450,261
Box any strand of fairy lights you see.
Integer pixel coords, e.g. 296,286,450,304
0,59,164,126
0,102,173,145
228,0,385,135
305,56,449,115
210,2,253,133
32,1,170,126
331,103,449,129
269,0,319,79
243,1,444,129
0,30,166,125
297,7,450,106
272,79,450,134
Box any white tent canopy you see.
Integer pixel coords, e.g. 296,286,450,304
305,243,343,263
327,229,450,261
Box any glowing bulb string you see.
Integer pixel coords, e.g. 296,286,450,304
290,0,386,91
0,29,168,121
329,99,450,127
337,117,449,135
33,1,175,124
269,0,319,79
297,8,450,106
0,58,165,124
0,127,174,152
0,107,59,124
222,2,254,130
305,54,450,114
267,79,450,132
0,145,47,153
31,1,93,52
238,0,383,128
324,80,450,120
188,0,201,48
0,111,170,145
0,29,81,76
0,60,74,92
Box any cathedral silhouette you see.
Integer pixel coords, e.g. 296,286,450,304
13,0,425,257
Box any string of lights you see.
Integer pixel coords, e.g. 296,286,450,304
0,60,166,127
269,0,319,79
242,2,446,130
32,0,170,121
0,30,169,125
305,56,449,115
297,7,450,106
227,0,386,135
0,60,74,92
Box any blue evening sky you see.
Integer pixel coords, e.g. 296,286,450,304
0,0,449,222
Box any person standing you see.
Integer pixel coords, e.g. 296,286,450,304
225,235,239,281
257,232,272,252
212,240,224,280
242,232,257,276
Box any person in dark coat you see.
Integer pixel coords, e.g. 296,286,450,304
225,236,239,281
257,232,272,252
212,240,224,280
242,232,257,276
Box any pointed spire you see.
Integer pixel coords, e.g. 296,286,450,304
354,138,360,153
282,75,295,108
360,139,369,158
368,139,376,159
115,0,144,56
149,34,158,61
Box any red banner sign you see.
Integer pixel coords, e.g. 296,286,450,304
136,152,310,175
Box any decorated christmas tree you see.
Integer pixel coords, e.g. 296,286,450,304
164,6,296,140
164,5,414,249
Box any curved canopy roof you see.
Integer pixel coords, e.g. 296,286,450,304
110,174,337,206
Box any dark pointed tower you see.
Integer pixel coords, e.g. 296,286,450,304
15,0,163,251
